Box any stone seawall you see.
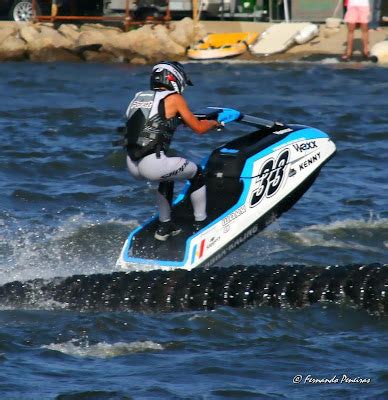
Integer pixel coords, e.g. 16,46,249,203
0,18,387,64
0,18,206,63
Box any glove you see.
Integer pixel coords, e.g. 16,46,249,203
217,108,241,124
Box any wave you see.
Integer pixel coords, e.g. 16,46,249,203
0,264,386,316
0,215,137,284
42,339,164,358
263,215,388,253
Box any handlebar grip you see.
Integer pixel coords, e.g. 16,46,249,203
194,110,221,120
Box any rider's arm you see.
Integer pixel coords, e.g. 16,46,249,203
168,94,220,134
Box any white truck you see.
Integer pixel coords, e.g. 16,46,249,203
105,0,232,19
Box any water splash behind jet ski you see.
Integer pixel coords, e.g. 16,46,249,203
0,264,386,316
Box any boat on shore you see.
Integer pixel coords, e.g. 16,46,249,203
250,23,319,56
187,32,259,60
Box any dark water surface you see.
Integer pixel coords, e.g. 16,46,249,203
0,61,387,399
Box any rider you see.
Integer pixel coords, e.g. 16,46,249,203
124,61,239,241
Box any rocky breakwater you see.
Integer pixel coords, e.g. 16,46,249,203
0,18,206,63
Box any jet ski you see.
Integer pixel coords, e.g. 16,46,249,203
116,108,336,272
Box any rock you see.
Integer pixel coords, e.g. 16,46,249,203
80,23,122,34
0,22,19,38
39,25,74,49
323,27,340,38
102,45,134,62
130,25,166,59
19,24,41,44
371,40,388,64
29,47,81,62
74,43,102,55
0,21,21,30
37,22,55,29
1,20,197,63
0,36,26,61
325,17,341,29
169,17,206,48
130,56,148,65
22,24,74,54
0,27,17,45
103,25,156,59
25,28,81,61
103,24,185,61
294,24,319,45
76,27,120,48
193,21,207,42
169,18,195,47
76,30,108,47
58,24,81,43
28,37,55,53
82,50,118,63
153,25,186,56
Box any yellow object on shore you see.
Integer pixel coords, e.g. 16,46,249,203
187,32,259,60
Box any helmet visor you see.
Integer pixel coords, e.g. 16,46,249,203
170,61,193,86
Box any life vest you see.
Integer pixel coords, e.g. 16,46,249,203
125,90,181,160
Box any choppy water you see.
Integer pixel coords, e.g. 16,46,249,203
0,61,387,399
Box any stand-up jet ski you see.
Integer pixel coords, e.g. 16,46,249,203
116,108,336,271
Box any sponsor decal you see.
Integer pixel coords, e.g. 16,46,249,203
293,141,318,152
198,224,259,269
161,160,189,179
206,235,221,250
222,205,247,227
289,168,296,177
273,128,292,135
191,239,206,264
130,100,153,109
223,225,231,233
299,152,321,171
250,149,289,207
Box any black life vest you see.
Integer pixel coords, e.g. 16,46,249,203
125,90,181,160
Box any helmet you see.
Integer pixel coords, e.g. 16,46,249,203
150,61,193,94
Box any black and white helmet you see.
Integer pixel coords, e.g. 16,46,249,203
150,61,193,94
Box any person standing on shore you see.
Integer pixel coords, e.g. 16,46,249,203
342,0,371,61
369,0,382,30
51,0,62,17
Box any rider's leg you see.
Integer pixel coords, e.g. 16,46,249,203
157,181,174,222
188,166,207,222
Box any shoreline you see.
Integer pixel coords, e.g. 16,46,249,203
0,18,387,64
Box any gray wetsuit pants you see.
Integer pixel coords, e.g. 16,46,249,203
126,152,207,223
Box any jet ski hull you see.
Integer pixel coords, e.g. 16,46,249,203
117,122,336,272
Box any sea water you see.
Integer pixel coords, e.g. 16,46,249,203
0,61,387,399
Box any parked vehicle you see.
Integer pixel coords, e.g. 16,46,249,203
105,0,168,20
3,0,102,21
3,0,231,21
105,0,232,19
2,0,49,21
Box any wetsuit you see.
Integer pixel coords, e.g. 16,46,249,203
125,90,206,223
